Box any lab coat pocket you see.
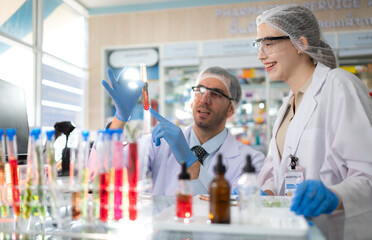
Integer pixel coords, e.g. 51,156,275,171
296,128,325,180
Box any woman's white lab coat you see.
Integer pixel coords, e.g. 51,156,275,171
258,63,372,239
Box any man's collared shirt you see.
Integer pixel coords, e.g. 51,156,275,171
189,127,228,194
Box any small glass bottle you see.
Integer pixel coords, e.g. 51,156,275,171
238,155,260,224
209,154,230,224
176,162,193,222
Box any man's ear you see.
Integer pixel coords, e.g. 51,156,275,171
226,103,235,118
298,36,309,51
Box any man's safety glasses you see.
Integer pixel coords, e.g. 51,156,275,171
253,36,290,55
191,86,233,102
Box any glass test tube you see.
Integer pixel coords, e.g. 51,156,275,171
99,130,113,222
23,128,46,219
91,130,105,221
127,141,138,221
92,130,105,221
140,64,150,110
5,129,21,217
79,130,90,220
70,137,81,220
34,129,46,218
46,131,58,186
0,129,8,218
45,130,61,226
112,129,124,221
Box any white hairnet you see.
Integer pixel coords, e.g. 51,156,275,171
196,66,242,110
256,4,337,69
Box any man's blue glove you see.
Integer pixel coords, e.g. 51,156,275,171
149,108,197,168
290,180,339,218
102,67,144,122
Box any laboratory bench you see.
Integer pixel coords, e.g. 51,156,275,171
0,192,326,240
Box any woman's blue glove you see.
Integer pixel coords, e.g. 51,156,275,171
290,180,339,218
102,67,144,122
150,108,197,168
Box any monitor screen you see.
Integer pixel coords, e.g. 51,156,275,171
0,79,29,164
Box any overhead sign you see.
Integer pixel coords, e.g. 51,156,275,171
338,31,372,56
163,43,199,58
109,48,159,67
203,39,256,56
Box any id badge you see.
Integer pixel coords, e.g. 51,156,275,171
285,166,304,196
284,155,304,196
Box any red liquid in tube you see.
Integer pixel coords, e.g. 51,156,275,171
128,142,138,220
114,168,123,220
9,156,20,216
142,82,149,110
99,172,110,222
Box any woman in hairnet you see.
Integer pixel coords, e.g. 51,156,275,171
255,4,372,240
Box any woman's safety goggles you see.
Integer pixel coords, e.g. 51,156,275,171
253,36,290,55
191,85,233,103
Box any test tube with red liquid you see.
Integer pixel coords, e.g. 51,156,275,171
92,130,105,221
99,130,113,222
112,129,124,221
127,142,138,221
0,129,8,218
5,129,21,217
140,64,150,110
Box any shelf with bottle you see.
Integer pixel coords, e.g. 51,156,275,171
225,66,290,153
163,66,199,126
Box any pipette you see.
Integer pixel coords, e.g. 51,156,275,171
140,64,150,110
5,128,21,217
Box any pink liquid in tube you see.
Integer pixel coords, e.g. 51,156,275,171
9,156,20,216
128,142,138,220
114,168,123,220
99,172,110,222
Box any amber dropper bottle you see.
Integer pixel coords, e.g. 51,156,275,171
209,154,230,224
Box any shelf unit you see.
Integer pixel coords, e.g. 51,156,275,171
161,64,290,154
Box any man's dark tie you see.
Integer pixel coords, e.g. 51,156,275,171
192,146,208,165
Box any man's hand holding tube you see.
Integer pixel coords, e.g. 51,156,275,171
102,67,144,122
291,180,340,218
150,108,198,168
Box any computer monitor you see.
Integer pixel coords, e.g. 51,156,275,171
0,79,29,164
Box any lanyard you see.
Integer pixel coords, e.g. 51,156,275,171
284,154,303,196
